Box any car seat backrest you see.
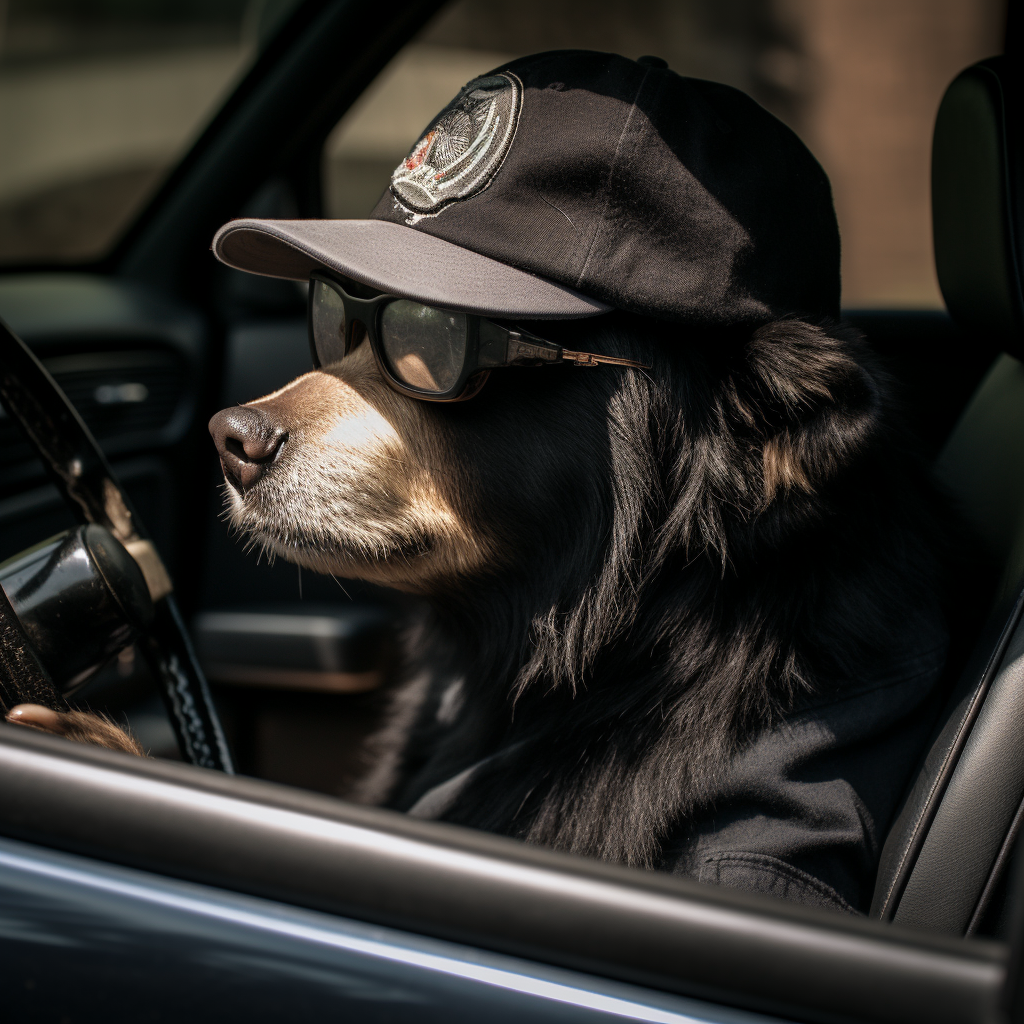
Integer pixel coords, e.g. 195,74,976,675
870,56,1024,934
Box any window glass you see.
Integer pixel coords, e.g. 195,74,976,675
323,0,1005,309
0,0,302,265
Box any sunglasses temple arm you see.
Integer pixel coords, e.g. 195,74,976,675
560,349,651,370
499,327,649,370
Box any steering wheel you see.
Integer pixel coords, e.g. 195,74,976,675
0,317,233,772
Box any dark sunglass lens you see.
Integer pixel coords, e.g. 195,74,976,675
310,280,347,366
379,301,468,393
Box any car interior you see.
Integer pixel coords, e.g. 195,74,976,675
0,1,1022,1021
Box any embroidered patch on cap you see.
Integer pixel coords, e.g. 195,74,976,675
390,73,521,215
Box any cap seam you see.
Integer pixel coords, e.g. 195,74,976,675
575,66,650,290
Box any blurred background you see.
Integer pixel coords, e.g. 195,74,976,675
0,0,1006,308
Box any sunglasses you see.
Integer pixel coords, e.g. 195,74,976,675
308,272,648,402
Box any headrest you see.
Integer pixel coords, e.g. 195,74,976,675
933,57,1024,355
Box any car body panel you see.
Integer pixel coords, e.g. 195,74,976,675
0,836,779,1024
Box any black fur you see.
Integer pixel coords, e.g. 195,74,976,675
357,314,948,872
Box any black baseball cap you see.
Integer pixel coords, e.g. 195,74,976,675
212,50,840,325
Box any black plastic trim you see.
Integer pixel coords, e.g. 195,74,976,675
0,726,1004,1024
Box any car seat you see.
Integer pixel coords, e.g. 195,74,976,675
870,56,1024,934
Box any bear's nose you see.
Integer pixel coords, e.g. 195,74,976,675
209,406,287,492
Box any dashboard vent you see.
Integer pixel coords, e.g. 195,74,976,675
0,350,188,466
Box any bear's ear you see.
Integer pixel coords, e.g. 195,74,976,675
733,321,883,508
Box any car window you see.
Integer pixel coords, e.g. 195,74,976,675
0,0,304,266
322,0,1005,309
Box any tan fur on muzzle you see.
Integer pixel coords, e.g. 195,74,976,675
219,344,492,592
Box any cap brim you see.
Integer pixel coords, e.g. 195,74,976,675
211,218,611,319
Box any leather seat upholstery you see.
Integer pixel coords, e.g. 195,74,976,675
870,57,1024,933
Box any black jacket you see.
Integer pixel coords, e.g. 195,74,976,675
406,617,948,915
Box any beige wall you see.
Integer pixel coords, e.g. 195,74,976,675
790,0,1005,307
